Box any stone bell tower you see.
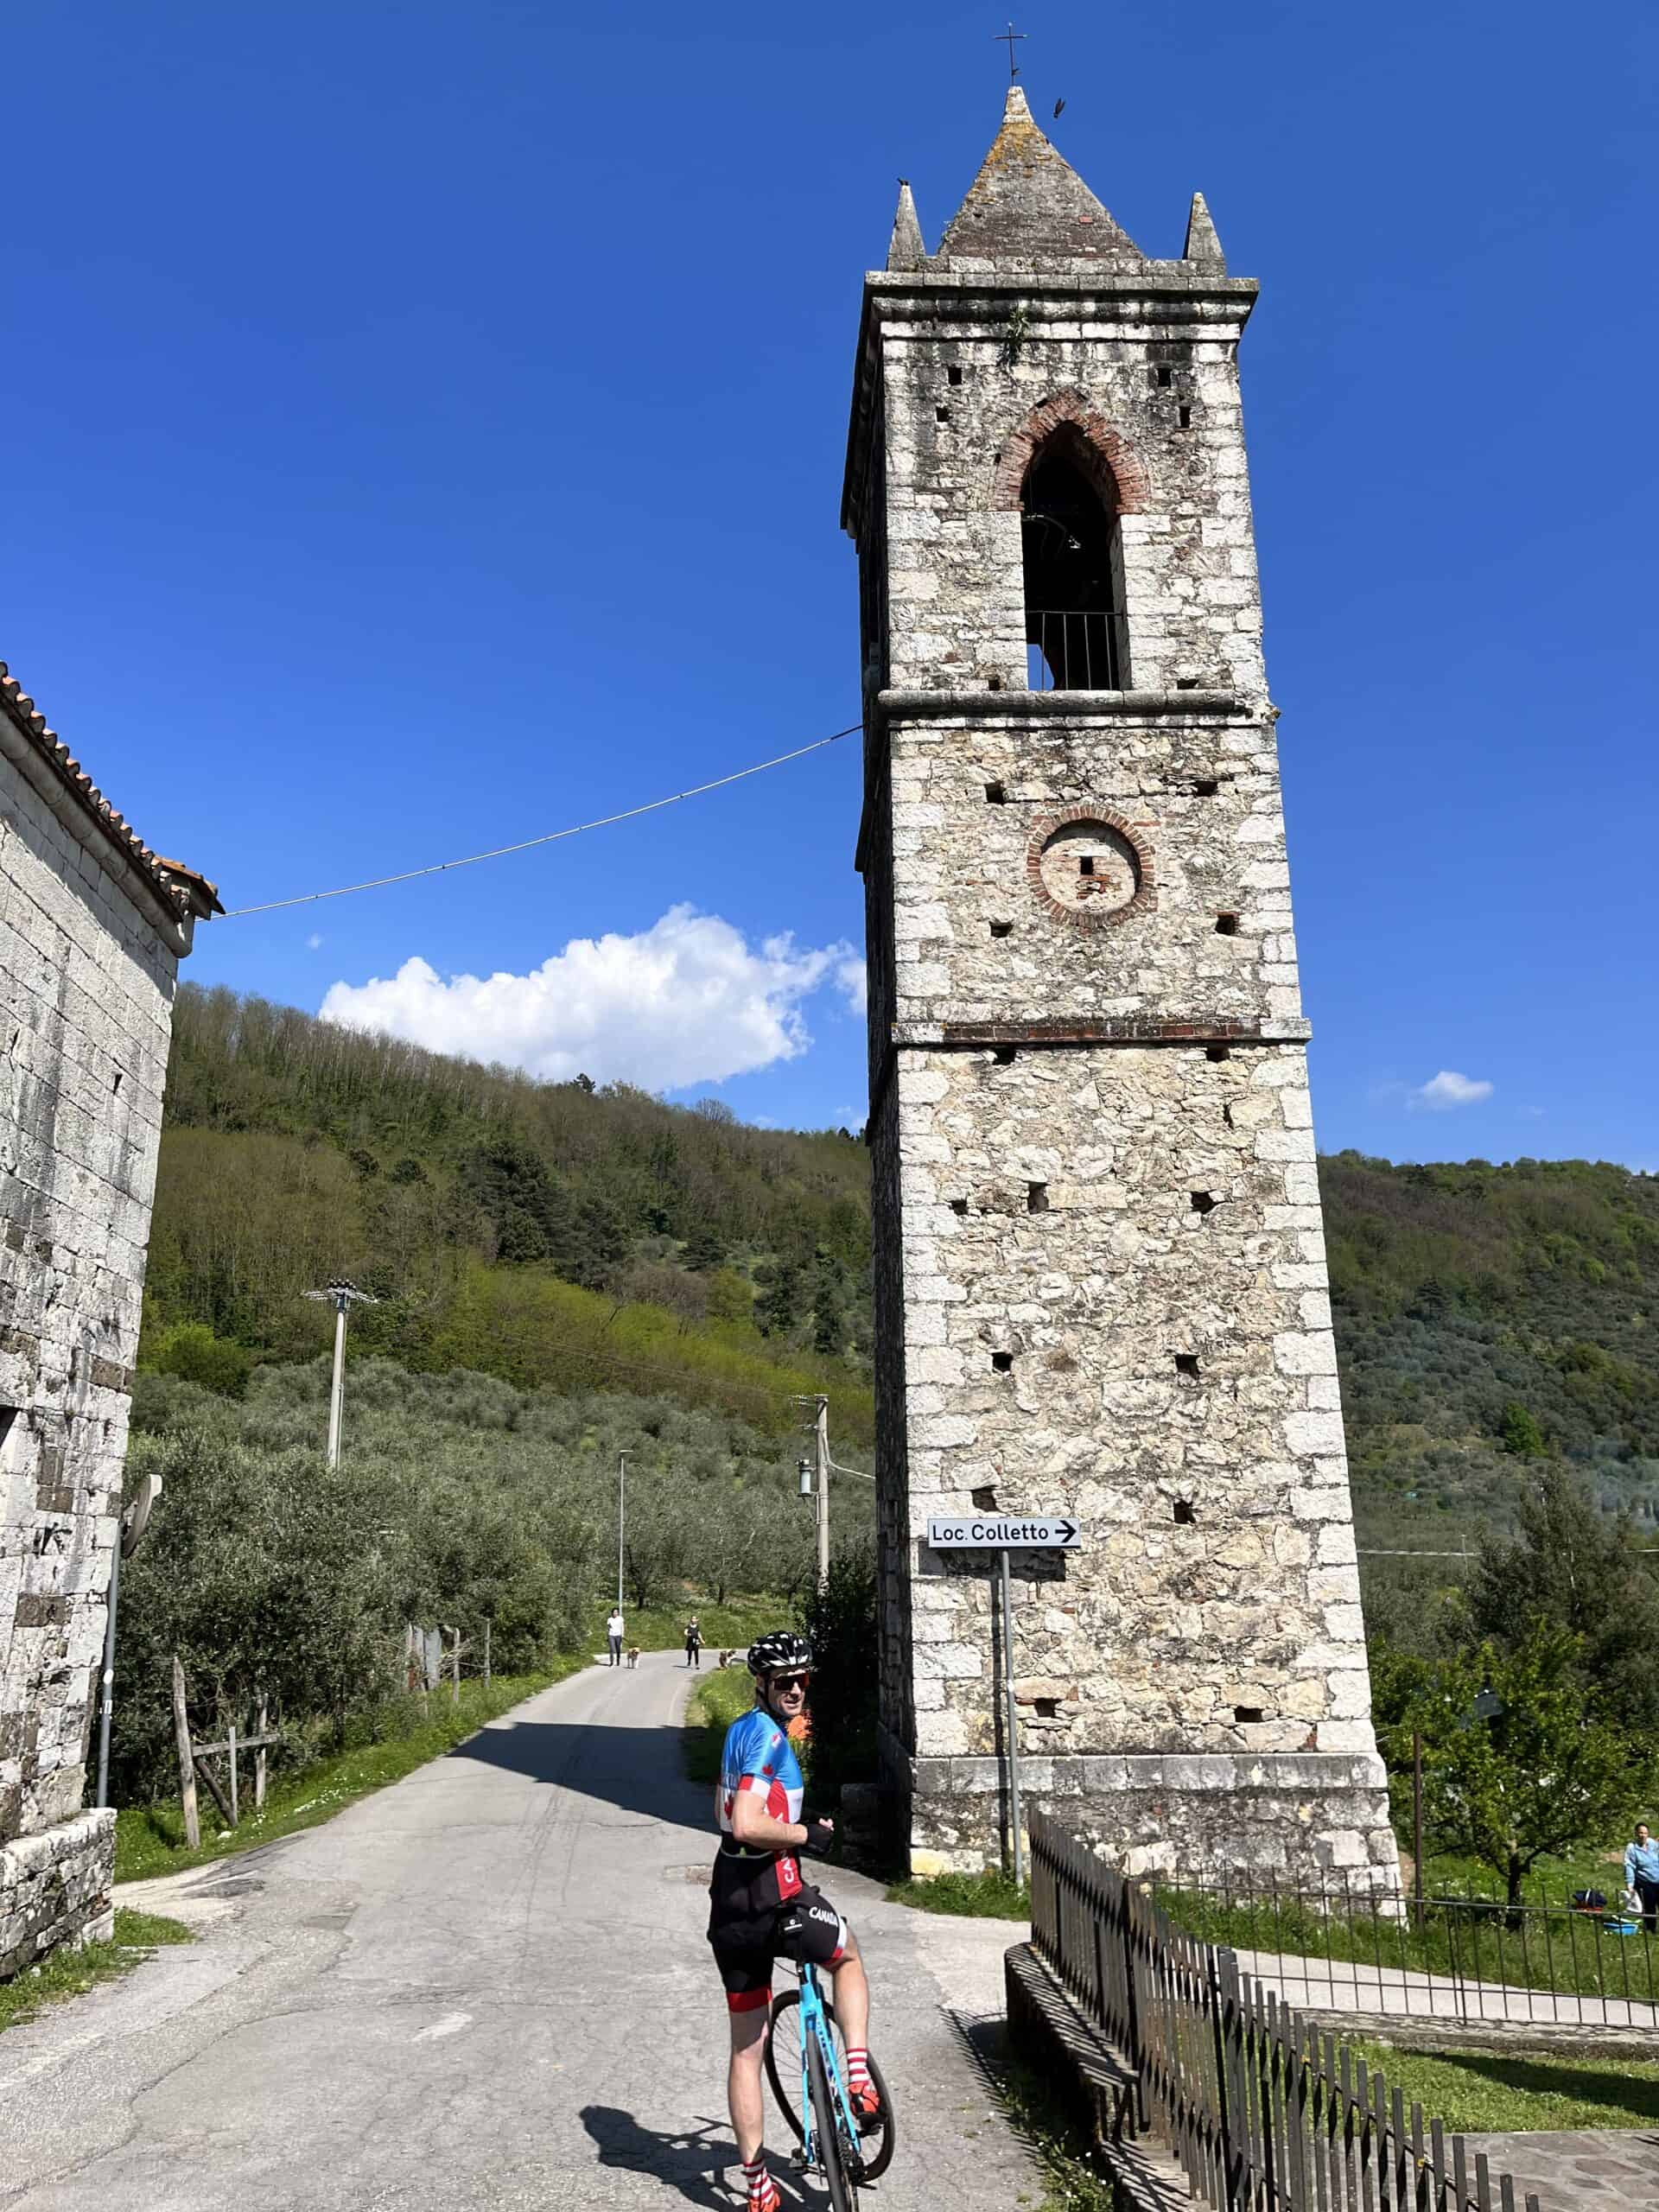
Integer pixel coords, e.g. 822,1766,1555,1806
846,89,1399,1886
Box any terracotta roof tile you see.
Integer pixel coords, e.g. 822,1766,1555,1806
0,661,220,919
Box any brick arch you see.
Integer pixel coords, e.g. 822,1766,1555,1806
990,390,1150,516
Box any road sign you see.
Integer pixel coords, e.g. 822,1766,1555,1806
925,1514,1081,1550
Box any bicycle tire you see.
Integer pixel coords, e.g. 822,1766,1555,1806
766,1991,896,2183
807,2030,858,2212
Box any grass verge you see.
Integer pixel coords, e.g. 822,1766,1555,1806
0,1908,193,2037
996,2050,1117,2211
683,1665,757,1786
115,1663,582,1883
887,1868,1031,1920
1353,2037,1659,2133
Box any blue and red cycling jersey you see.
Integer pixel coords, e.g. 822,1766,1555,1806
716,1704,804,1847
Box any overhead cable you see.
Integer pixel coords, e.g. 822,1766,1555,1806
225,722,861,918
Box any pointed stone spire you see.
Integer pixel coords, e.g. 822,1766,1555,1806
1183,190,1226,273
887,180,927,271
937,85,1144,266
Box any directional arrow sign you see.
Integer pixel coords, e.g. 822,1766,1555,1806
926,1514,1082,1550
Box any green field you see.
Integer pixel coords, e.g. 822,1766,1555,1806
1352,2038,1659,2133
683,1665,757,1785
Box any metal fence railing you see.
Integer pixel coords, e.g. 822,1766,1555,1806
1025,607,1128,691
1028,1810,1543,2212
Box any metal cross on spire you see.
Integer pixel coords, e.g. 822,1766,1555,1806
993,20,1027,79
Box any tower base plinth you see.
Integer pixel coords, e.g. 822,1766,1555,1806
884,1731,1399,1892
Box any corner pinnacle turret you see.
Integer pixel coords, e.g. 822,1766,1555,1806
887,181,926,271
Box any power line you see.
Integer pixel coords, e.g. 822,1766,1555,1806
225,722,861,918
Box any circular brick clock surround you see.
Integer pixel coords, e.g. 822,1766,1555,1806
1026,805,1158,930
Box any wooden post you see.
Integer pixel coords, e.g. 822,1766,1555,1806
255,1694,268,1811
171,1654,200,1850
194,1748,234,1827
228,1723,239,1828
483,1619,491,1689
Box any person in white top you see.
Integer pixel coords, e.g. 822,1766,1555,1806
606,1610,626,1667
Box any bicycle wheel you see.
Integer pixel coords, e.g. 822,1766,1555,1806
807,2031,858,2212
766,1990,896,2183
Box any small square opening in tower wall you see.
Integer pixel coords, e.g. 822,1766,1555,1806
1216,913,1239,936
1027,1183,1048,1212
992,1046,1016,1066
1234,1707,1265,1726
1173,1501,1196,1525
948,365,963,386
1033,1698,1060,1719
1178,406,1192,429
1207,1045,1231,1064
984,781,1006,804
989,920,1012,938
950,1198,969,1217
1190,1191,1217,1215
1195,779,1219,797
992,1351,1014,1374
1174,1354,1201,1381
936,407,950,424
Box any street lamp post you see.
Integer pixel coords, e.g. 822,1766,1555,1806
302,1279,378,1467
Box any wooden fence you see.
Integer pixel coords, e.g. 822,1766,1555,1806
1028,1808,1542,2212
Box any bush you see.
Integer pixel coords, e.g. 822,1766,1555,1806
798,1548,880,1799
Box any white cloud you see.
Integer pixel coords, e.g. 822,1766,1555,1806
306,931,324,950
834,955,868,1014
318,905,856,1091
1410,1070,1495,1112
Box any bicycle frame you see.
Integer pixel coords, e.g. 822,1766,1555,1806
794,1961,856,2176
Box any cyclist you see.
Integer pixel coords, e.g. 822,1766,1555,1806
709,1630,879,2212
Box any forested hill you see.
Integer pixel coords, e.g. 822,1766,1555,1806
144,987,1659,1522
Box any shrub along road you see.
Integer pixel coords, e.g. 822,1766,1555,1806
0,1653,1033,2210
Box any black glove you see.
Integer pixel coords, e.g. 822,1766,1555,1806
801,1820,836,1858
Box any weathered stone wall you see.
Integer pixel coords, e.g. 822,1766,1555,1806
848,94,1397,1887
0,732,194,1970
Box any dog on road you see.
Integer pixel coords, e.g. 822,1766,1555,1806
625,1645,641,1670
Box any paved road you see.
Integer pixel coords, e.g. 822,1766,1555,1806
0,1654,1035,2210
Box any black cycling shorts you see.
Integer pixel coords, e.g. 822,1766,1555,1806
708,1847,849,2012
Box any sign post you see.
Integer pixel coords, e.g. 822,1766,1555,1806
925,1513,1084,1886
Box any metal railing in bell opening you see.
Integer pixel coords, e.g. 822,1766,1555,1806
1027,1809,1544,2212
1025,607,1128,692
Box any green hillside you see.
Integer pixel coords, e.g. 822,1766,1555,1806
144,988,1659,1533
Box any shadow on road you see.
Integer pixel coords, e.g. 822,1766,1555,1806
580,2104,813,2209
451,1719,710,1828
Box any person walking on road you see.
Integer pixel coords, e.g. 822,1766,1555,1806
1626,1822,1659,1932
606,1608,626,1668
684,1615,703,1669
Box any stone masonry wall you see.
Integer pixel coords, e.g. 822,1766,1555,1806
0,745,188,1969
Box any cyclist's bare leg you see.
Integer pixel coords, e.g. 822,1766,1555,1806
830,1929,870,2052
727,2004,769,2164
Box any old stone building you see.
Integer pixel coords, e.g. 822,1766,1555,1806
0,664,216,1974
847,90,1398,1885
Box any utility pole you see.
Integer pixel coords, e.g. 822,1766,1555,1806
302,1279,378,1467
793,1395,874,1588
616,1452,626,1611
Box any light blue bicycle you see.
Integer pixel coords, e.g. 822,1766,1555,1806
764,1957,895,2209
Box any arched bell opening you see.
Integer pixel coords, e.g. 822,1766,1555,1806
1020,431,1130,690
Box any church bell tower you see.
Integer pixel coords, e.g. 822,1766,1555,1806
846,89,1399,1885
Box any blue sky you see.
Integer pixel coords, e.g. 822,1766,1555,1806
3,2,1654,1162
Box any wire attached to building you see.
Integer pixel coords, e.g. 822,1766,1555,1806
225,722,861,918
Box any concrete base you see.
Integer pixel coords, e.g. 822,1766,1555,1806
0,1807,116,1979
885,1727,1400,1891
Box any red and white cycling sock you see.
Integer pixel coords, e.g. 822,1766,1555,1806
741,2152,779,2211
847,2046,873,2093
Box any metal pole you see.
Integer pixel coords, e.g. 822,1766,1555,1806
1413,1729,1426,1920
815,1395,830,1587
1000,1547,1024,1887
616,1453,626,1611
326,1292,347,1468
94,1530,121,1808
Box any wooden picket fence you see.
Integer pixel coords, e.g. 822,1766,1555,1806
1028,1808,1542,2212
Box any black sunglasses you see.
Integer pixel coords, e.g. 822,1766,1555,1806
769,1671,811,1694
